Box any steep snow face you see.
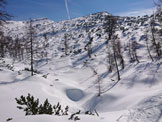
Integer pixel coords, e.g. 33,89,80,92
0,12,162,122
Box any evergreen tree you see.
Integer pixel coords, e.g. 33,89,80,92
39,99,53,115
15,93,39,115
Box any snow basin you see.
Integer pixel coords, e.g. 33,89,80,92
66,88,85,102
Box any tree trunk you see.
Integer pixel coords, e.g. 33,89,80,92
146,35,154,62
30,34,34,76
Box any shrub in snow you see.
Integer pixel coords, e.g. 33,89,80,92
64,106,69,115
6,118,13,121
53,102,62,115
6,64,14,71
85,111,94,115
24,68,40,74
69,110,81,121
15,93,40,115
15,93,69,116
42,73,49,79
18,71,21,75
38,99,53,115
74,116,80,121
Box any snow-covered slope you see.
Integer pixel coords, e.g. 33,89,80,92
0,12,162,122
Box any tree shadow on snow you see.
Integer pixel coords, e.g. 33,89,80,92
125,62,162,88
0,76,30,85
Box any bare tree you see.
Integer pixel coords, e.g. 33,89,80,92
115,38,125,69
127,39,140,63
43,33,48,63
90,66,101,96
29,20,34,76
132,41,140,63
112,35,120,81
107,46,114,72
155,0,162,22
145,31,154,62
52,25,55,35
84,22,89,33
150,19,161,59
128,40,134,62
87,33,93,58
25,19,37,76
64,33,69,55
0,33,9,57
0,0,12,58
104,15,116,41
13,36,21,59
104,15,116,72
84,21,93,59
104,15,121,81
97,75,101,97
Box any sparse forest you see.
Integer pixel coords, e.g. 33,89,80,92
0,0,162,122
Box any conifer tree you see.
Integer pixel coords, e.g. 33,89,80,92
39,99,53,115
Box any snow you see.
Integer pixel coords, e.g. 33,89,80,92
0,12,162,122
1,57,162,122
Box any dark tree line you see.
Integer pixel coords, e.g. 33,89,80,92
0,0,12,26
0,0,12,58
0,1,48,76
0,0,49,76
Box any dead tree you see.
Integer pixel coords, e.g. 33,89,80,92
84,22,89,33
29,20,34,76
112,35,121,81
145,32,154,62
150,19,161,58
0,33,8,57
132,41,140,63
0,0,12,58
104,15,116,41
155,0,162,22
64,33,69,55
107,46,114,72
104,15,116,72
87,33,93,58
128,39,139,63
11,35,24,61
98,75,101,96
13,36,19,59
43,33,48,62
25,19,37,76
128,40,134,62
90,66,101,96
104,15,121,80
115,38,124,69
52,25,55,35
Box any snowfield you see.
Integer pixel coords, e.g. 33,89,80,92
0,12,162,122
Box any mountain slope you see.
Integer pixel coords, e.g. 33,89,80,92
0,12,162,122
